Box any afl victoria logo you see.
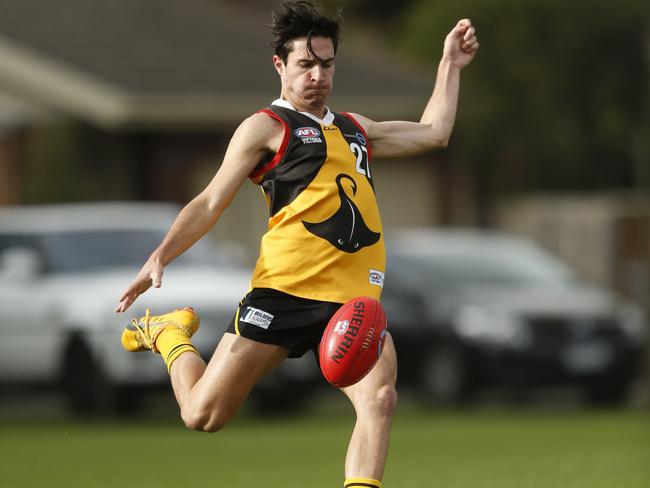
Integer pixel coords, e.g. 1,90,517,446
294,127,321,138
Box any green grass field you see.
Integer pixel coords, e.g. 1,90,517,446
0,407,648,488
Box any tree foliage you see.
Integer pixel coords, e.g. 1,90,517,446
398,0,649,194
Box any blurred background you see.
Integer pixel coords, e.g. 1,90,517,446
0,0,648,439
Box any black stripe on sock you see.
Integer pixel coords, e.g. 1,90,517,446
165,343,197,363
344,484,380,488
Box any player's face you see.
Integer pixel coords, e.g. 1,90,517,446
274,36,335,116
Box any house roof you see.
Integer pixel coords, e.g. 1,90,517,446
0,0,434,128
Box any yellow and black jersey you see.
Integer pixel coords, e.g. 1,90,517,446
248,100,385,303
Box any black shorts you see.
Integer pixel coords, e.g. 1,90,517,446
227,288,342,358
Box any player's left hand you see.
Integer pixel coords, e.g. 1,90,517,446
115,258,164,313
443,19,479,69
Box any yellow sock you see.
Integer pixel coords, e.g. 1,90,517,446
155,328,199,373
344,478,382,488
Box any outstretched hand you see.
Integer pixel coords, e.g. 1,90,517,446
443,19,479,69
115,259,164,313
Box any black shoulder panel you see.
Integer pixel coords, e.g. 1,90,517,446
259,106,329,216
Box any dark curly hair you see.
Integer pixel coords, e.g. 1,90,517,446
270,1,341,64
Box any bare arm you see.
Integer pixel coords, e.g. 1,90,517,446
115,112,283,312
354,19,479,159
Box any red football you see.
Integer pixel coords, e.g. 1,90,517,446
319,296,388,388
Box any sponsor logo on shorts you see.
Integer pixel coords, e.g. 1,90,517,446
369,269,384,287
356,132,367,146
240,306,274,329
294,127,323,144
334,320,349,335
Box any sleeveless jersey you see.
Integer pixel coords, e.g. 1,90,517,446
248,102,385,304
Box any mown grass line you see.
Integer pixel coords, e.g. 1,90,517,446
0,409,647,488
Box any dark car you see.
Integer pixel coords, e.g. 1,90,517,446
382,229,648,405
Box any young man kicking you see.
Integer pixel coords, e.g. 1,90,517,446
116,2,479,487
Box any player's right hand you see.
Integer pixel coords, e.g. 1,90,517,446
115,259,164,313
442,19,479,69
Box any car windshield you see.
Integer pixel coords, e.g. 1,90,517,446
390,239,576,289
5,230,220,273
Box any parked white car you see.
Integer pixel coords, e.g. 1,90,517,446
0,202,254,414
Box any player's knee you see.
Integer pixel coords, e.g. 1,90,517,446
200,415,228,433
181,408,210,432
363,383,398,419
378,384,399,417
181,406,229,433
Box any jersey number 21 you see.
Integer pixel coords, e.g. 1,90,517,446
350,143,370,179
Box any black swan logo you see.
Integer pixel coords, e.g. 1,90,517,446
302,174,380,253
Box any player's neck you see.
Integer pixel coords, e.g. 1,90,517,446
280,95,327,119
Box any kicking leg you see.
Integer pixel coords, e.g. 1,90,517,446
122,307,288,431
171,332,288,432
340,333,398,486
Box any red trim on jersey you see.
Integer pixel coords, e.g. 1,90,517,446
340,112,372,159
249,108,290,181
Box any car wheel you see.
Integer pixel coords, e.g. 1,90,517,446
585,381,629,406
247,384,312,416
419,344,474,406
62,337,106,416
62,336,140,416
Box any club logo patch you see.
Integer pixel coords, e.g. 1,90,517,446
240,306,274,329
369,269,384,287
302,174,381,253
294,127,323,144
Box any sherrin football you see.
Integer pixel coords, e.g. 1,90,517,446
319,296,388,388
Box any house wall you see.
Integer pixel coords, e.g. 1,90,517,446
493,193,650,310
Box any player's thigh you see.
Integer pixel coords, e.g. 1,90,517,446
194,332,289,409
341,332,397,406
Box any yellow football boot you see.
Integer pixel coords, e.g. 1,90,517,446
121,307,200,353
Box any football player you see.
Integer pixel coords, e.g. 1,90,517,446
116,2,478,487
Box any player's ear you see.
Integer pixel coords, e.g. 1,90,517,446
272,55,285,76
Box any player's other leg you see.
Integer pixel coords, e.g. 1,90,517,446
123,307,289,432
341,332,398,487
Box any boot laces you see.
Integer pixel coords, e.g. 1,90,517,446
130,308,156,353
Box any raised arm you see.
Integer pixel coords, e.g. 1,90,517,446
353,19,479,159
115,113,283,312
